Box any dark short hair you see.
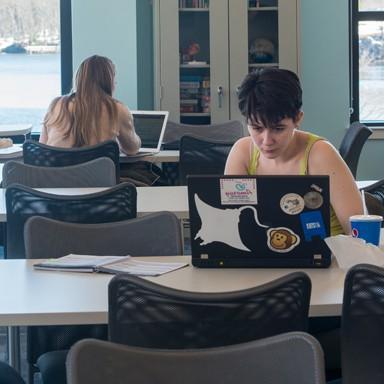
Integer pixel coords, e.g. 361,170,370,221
238,68,302,128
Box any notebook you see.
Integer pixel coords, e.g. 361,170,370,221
131,110,169,154
187,175,331,268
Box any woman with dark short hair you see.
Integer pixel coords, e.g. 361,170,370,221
225,68,363,235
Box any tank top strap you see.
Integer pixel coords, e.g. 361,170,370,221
247,145,260,175
299,133,323,175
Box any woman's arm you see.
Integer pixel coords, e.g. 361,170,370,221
308,140,363,234
116,104,141,155
224,137,252,175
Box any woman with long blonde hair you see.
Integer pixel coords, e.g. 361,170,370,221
40,55,141,154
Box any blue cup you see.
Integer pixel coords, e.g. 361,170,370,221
350,215,383,246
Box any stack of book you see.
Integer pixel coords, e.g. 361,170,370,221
180,75,211,114
180,75,201,113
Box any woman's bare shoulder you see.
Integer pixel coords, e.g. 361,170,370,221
309,138,344,172
233,136,252,149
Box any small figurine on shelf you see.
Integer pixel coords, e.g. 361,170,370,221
181,42,200,63
249,38,275,63
256,0,261,7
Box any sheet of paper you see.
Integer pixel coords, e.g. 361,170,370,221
98,259,188,276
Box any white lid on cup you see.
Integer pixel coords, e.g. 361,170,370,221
350,215,383,222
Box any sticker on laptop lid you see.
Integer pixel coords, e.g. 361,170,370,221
304,191,323,209
280,193,304,215
220,178,257,205
300,211,326,241
267,227,300,253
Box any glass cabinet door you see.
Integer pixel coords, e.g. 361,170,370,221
179,1,211,124
229,0,298,122
178,0,230,124
248,0,279,71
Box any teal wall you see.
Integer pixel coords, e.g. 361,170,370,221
300,0,382,180
71,0,138,108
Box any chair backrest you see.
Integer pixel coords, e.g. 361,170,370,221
25,212,183,260
364,179,384,206
108,272,311,348
2,157,116,188
339,122,372,178
179,135,233,185
67,332,325,384
341,263,384,384
5,182,136,259
22,139,120,182
0,361,25,384
364,191,384,218
162,120,244,149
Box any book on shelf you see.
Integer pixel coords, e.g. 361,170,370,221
33,254,188,276
180,99,199,105
180,82,200,89
179,0,209,8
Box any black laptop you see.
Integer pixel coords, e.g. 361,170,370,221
187,175,331,268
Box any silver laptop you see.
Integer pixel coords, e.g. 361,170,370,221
131,110,169,154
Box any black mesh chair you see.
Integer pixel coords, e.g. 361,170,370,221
6,183,136,384
67,332,326,384
363,179,384,217
5,182,137,259
341,264,384,384
23,140,120,182
108,272,311,348
161,120,243,186
339,122,372,178
162,120,244,149
179,135,233,185
2,157,116,188
0,361,25,384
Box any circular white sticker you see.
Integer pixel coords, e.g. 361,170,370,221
304,191,323,209
280,193,305,215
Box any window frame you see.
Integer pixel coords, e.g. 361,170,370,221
350,0,384,126
60,0,73,95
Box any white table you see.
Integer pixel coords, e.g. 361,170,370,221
356,180,380,190
0,124,32,137
0,256,346,369
0,186,189,222
0,144,23,162
0,256,346,326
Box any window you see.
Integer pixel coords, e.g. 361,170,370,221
0,0,72,132
351,0,384,125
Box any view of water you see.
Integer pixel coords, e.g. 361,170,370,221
0,53,61,132
0,52,383,126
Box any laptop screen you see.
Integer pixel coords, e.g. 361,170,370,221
187,175,331,268
131,111,169,151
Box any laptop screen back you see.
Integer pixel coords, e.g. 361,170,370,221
131,111,169,152
187,175,331,268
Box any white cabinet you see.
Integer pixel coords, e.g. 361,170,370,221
154,0,299,124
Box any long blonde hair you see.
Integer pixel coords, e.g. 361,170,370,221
44,55,119,147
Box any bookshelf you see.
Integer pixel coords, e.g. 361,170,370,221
154,0,299,124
